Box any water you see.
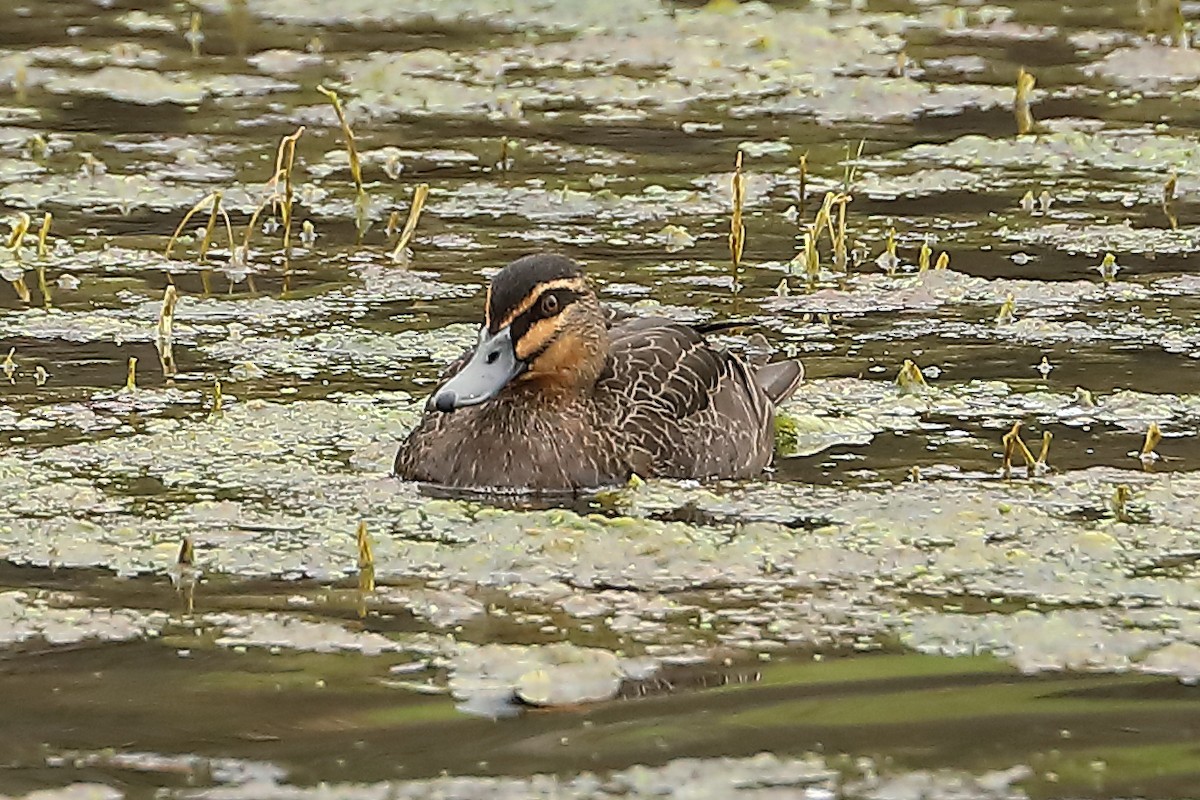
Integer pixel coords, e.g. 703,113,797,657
1,1,1199,797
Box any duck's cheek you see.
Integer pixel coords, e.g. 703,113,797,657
523,336,592,382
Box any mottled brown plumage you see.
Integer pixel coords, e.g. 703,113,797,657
393,253,803,492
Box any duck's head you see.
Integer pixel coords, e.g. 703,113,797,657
432,254,607,412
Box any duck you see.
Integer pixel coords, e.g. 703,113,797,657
393,253,804,492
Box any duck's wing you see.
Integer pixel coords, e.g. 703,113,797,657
602,319,777,478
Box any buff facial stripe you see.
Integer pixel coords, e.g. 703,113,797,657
492,277,589,331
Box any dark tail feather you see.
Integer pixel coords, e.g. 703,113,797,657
756,360,804,404
695,319,751,335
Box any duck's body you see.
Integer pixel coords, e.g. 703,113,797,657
393,254,803,492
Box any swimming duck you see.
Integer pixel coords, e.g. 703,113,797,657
393,253,803,492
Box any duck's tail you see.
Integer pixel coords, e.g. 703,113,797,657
755,360,804,405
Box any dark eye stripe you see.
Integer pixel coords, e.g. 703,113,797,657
509,289,580,345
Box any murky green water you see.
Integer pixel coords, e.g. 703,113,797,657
2,1,1200,798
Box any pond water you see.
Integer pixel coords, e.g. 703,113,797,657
1,1,1200,798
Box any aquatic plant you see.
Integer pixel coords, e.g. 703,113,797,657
390,183,430,264
1014,68,1036,135
357,520,375,595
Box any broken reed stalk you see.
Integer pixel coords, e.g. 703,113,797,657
1000,421,1037,478
356,520,375,594
390,183,430,263
1140,422,1163,464
882,227,898,276
1036,431,1052,470
1112,484,1132,523
802,226,818,284
4,211,29,251
317,85,364,195
157,285,179,379
729,151,746,280
317,85,371,239
272,127,305,257
218,202,237,256
35,212,52,307
187,12,203,57
797,151,808,218
4,212,31,303
36,212,51,258
917,239,932,272
124,357,137,392
176,535,196,614
841,139,866,193
1162,174,1178,230
199,193,221,262
996,292,1016,324
241,166,286,256
165,191,219,260
1014,68,1037,136
833,193,849,272
36,263,50,309
210,377,223,418
177,536,195,566
895,359,927,394
2,348,14,384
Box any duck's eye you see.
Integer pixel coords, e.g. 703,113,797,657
540,293,560,315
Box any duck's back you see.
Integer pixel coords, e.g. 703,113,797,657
598,317,799,481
